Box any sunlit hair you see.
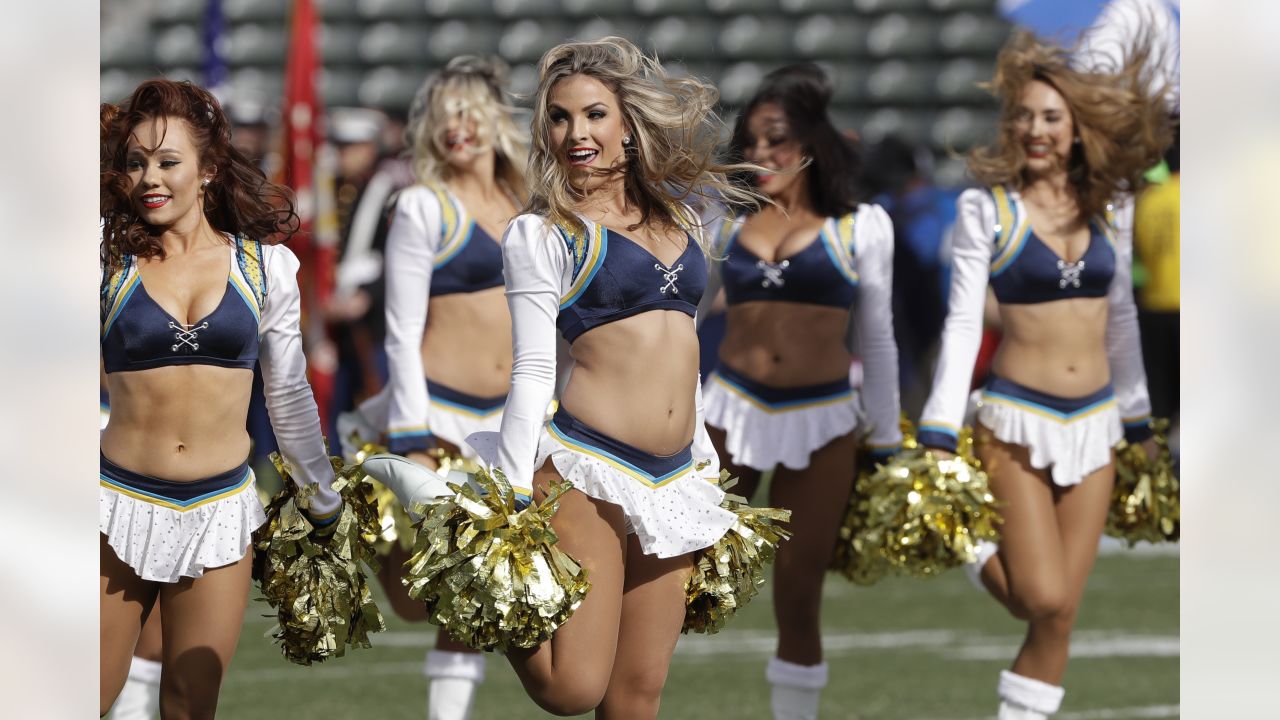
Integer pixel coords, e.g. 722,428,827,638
100,79,299,269
405,55,528,202
968,30,1173,220
729,63,861,218
527,36,762,247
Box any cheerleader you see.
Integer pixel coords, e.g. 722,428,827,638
338,56,527,720
100,79,340,717
701,64,901,720
367,37,775,717
917,33,1170,719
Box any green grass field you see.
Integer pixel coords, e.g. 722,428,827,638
209,547,1177,719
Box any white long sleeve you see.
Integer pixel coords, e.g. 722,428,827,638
1103,195,1155,441
382,185,442,455
848,203,903,454
918,189,996,452
493,214,572,495
259,244,340,517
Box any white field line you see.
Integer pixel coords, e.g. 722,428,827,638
227,629,1178,684
910,704,1181,720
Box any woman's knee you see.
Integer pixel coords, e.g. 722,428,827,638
1011,580,1076,627
525,677,610,717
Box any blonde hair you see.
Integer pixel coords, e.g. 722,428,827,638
527,36,761,247
405,55,528,202
968,30,1173,221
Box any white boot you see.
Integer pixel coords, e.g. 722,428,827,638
964,539,1000,591
424,649,486,720
110,656,161,720
766,657,828,720
997,669,1064,719
362,454,454,518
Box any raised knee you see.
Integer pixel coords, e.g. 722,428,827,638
528,683,608,717
1014,584,1075,625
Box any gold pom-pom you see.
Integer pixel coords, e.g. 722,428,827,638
402,466,590,653
253,454,386,665
1106,419,1179,545
831,428,1002,585
684,473,792,635
351,441,481,557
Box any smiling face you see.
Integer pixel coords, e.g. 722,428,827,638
741,101,807,199
125,116,210,231
546,73,628,192
1012,79,1076,180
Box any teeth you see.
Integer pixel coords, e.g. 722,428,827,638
569,149,596,159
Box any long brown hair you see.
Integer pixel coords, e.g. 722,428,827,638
967,30,1173,220
100,79,299,269
526,36,761,246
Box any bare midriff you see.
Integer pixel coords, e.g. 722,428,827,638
101,365,253,481
422,285,512,397
992,297,1111,397
718,302,852,387
559,310,701,456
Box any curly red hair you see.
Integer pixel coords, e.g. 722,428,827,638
100,79,298,269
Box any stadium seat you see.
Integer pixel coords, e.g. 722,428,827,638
424,0,496,18
101,69,154,104
230,67,285,107
224,0,287,22
793,15,869,58
153,0,204,23
358,0,429,19
864,60,937,103
635,0,702,16
359,66,426,110
930,107,997,151
860,106,931,145
227,24,288,65
507,63,539,98
359,22,432,64
707,0,781,14
717,61,766,106
935,58,995,103
320,69,363,108
719,16,795,60
315,0,362,19
827,62,868,104
560,0,631,17
937,12,1010,54
573,18,645,45
932,154,970,187
927,0,995,12
101,25,155,67
500,20,573,63
651,17,724,61
154,24,203,67
867,14,938,57
778,0,852,13
853,0,931,12
493,0,561,18
425,20,501,61
321,24,365,65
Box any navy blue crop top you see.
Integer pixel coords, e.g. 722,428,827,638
101,239,266,374
430,222,504,297
987,186,1116,305
719,213,860,308
556,225,706,344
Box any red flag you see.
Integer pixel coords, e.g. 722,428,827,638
279,0,337,433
